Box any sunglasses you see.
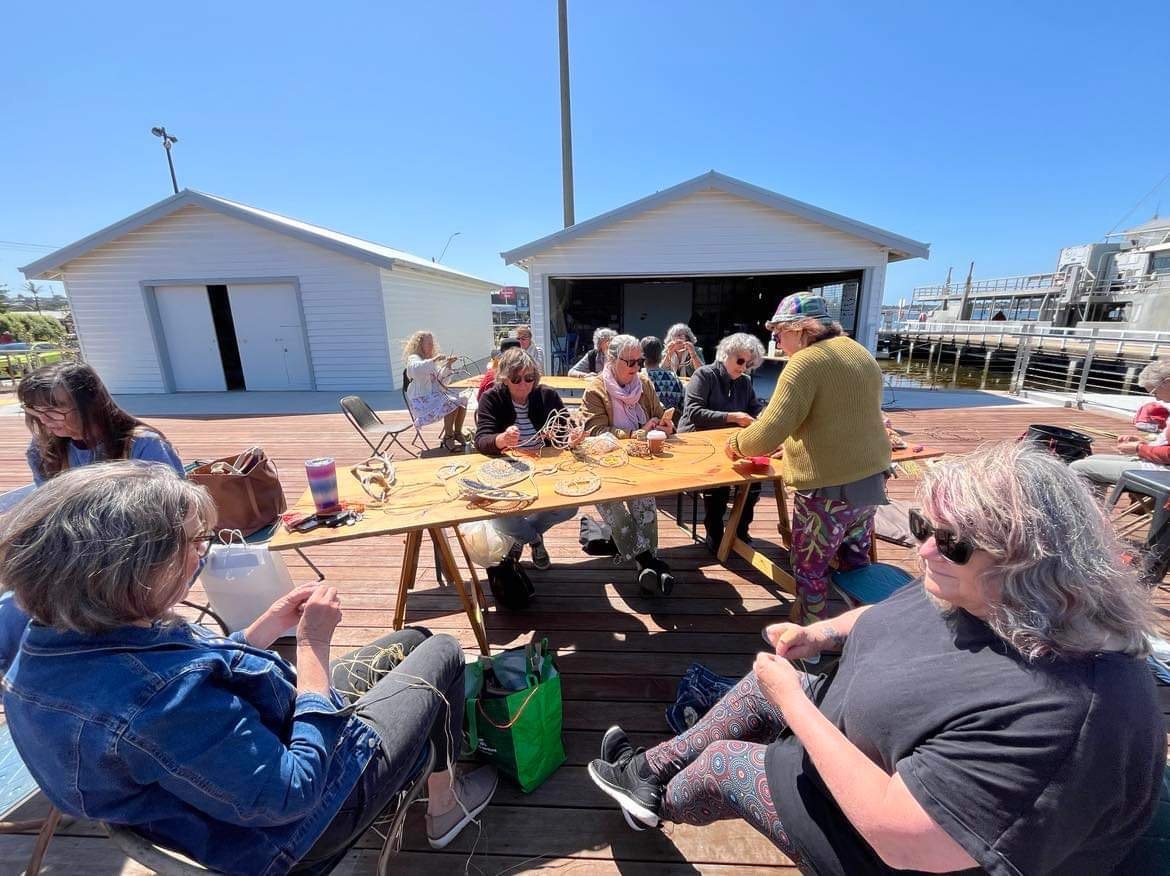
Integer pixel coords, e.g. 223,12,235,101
908,509,975,565
509,373,537,384
619,358,646,368
734,357,750,366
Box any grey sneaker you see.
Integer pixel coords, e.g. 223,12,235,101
530,539,551,570
599,726,650,832
426,764,499,849
588,755,662,829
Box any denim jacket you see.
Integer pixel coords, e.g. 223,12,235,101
3,621,380,876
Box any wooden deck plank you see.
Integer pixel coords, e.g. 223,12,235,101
0,401,1164,874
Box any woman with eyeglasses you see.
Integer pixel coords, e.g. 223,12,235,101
509,325,544,366
18,362,184,484
0,462,496,873
475,348,582,569
590,443,1164,874
580,334,676,595
1070,359,1170,487
678,333,767,553
724,293,890,623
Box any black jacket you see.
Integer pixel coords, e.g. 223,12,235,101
678,362,766,432
475,383,566,455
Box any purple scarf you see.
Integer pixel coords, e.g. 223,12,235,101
602,368,648,432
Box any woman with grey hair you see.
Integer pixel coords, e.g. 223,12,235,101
0,462,496,873
678,333,768,551
580,334,676,594
590,442,1164,873
569,327,617,377
1070,359,1170,486
661,322,704,377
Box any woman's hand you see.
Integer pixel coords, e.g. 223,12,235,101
726,411,754,428
763,621,842,659
647,417,675,436
297,585,342,647
241,583,319,649
1117,437,1144,455
724,435,742,460
567,425,585,447
753,651,805,710
496,425,520,450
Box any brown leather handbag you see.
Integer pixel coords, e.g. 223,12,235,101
188,447,287,536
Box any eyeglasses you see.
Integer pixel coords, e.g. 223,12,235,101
908,509,975,565
21,404,72,422
516,334,532,341
619,358,645,368
509,373,537,384
192,533,218,557
735,357,750,366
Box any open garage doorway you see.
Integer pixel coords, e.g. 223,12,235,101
548,271,864,365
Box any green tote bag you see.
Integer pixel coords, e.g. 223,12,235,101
464,637,566,793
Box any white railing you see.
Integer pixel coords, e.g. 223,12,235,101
880,322,1170,410
911,273,1063,301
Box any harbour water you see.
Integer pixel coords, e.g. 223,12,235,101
879,356,1014,391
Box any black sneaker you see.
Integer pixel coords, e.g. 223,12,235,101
530,539,551,570
588,754,662,829
600,725,634,766
651,558,675,596
636,565,659,595
599,726,647,831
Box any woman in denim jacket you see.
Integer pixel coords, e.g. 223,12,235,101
0,462,496,875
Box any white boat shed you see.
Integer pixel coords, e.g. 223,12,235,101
501,171,929,372
21,190,499,393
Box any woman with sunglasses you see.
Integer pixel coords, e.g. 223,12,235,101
509,324,544,366
1,462,496,873
725,293,890,623
580,334,676,595
590,443,1163,874
678,333,767,552
475,348,582,569
18,362,184,484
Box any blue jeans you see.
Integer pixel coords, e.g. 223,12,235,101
493,507,577,545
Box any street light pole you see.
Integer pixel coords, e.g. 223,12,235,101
151,126,180,194
557,0,575,228
435,231,461,263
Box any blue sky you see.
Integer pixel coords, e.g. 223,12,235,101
3,1,1168,306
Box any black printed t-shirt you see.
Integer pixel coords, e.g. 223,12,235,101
765,582,1165,875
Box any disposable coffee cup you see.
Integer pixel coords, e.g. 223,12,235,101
647,429,667,454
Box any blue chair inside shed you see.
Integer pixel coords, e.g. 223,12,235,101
829,562,913,607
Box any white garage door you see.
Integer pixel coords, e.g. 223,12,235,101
155,285,227,391
227,283,313,391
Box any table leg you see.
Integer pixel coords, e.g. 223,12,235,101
718,479,799,601
394,530,423,631
775,480,792,549
452,526,488,612
430,527,491,655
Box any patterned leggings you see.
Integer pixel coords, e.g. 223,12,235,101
643,671,810,860
791,493,875,622
596,496,659,561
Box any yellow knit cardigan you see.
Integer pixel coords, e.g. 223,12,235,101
729,335,890,490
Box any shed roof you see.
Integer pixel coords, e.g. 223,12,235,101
500,171,930,265
21,189,501,289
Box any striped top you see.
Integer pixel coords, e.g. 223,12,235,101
514,401,540,445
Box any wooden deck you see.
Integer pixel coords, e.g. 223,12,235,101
1,401,1167,874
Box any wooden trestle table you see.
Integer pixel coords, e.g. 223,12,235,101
268,428,943,653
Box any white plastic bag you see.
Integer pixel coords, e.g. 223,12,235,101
458,520,515,567
198,534,296,634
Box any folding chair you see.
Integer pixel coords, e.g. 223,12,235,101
339,395,418,459
401,370,431,452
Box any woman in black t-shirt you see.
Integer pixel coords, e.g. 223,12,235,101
588,442,1165,874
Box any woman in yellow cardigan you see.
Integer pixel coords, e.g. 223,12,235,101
725,294,890,623
581,334,677,596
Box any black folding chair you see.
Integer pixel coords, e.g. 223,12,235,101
339,395,418,459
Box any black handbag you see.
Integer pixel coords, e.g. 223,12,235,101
487,558,535,610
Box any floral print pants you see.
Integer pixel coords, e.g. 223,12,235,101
791,492,875,623
596,497,658,561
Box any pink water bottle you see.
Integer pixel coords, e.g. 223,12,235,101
305,457,341,515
